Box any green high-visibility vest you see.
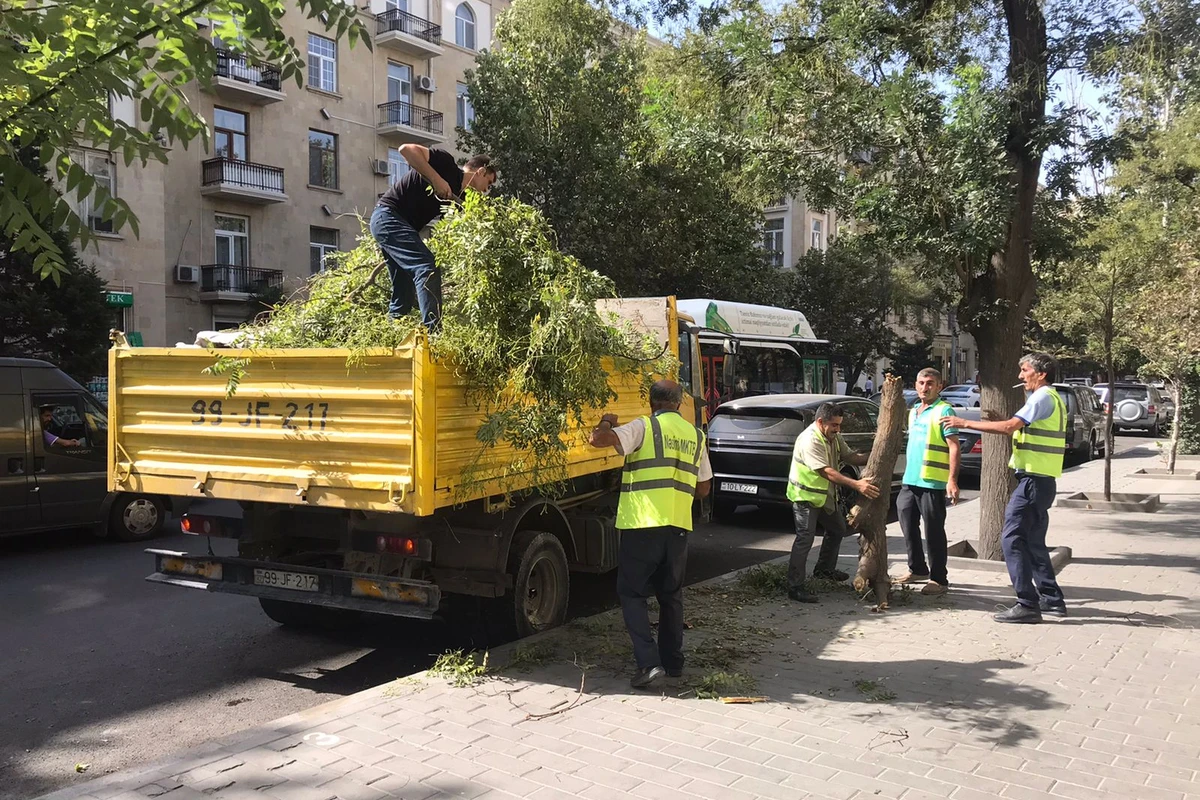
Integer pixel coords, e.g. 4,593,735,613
1010,388,1067,478
615,412,705,531
786,423,832,507
912,400,953,484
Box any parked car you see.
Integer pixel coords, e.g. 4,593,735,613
1093,382,1168,436
939,384,981,407
956,383,1108,476
707,394,906,522
0,357,175,540
870,389,920,408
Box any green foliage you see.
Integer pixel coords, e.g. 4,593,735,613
779,238,932,388
504,642,558,672
429,649,489,687
0,146,110,380
885,336,935,384
221,196,673,496
0,0,369,282
734,564,789,599
854,679,896,702
693,671,756,700
463,0,769,300
201,353,251,398
1179,370,1200,454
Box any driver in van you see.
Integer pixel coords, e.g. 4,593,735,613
39,405,81,448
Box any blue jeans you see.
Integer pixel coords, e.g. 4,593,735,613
369,205,441,330
1002,474,1065,608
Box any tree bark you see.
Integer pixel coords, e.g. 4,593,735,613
1104,348,1114,500
849,374,907,610
1167,379,1182,474
957,0,1047,560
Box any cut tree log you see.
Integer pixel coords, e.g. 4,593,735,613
849,373,908,611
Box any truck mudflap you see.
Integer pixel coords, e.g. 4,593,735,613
145,549,440,619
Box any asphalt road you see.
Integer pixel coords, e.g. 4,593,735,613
0,434,1148,799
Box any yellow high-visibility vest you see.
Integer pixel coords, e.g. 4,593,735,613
912,400,953,484
1010,388,1067,478
615,412,705,531
786,423,832,507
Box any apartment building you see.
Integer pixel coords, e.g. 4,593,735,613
76,0,508,346
760,195,837,268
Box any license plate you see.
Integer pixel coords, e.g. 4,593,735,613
254,569,319,592
721,481,758,495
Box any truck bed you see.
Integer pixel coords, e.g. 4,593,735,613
109,301,684,516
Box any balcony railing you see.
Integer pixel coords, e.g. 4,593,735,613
214,48,282,91
202,157,285,194
375,9,441,44
378,100,444,136
200,265,284,294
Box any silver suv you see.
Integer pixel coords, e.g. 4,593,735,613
1093,383,1168,436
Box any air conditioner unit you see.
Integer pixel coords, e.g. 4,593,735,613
175,264,200,284
372,159,391,176
415,75,436,93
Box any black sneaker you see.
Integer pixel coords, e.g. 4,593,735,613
813,569,850,582
1039,600,1068,617
788,589,819,603
630,666,666,689
994,603,1042,624
665,668,683,678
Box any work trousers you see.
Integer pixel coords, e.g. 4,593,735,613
616,527,688,672
1002,474,1066,608
369,205,442,330
787,501,849,591
897,485,949,585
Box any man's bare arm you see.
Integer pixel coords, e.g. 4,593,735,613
398,144,453,199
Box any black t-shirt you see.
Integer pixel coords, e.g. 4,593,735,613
378,148,464,229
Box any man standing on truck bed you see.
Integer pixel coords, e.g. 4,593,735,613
370,144,497,330
588,380,712,690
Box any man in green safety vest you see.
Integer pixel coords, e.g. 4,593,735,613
941,352,1068,624
893,367,961,596
786,402,879,603
589,380,712,689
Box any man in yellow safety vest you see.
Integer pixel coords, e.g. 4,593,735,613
589,380,712,689
893,367,961,596
786,402,879,602
941,352,1068,624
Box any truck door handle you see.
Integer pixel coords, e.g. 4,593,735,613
30,485,40,493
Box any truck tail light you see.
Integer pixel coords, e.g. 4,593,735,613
970,439,983,454
376,536,417,555
181,514,219,536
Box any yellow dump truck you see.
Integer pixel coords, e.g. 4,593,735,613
111,297,705,637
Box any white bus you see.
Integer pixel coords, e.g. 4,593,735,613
676,299,835,419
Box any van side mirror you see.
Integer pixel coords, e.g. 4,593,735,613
723,338,740,355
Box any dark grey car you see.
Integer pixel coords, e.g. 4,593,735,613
957,383,1108,476
0,358,174,540
707,394,906,521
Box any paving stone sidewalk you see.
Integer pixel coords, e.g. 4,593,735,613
39,445,1200,800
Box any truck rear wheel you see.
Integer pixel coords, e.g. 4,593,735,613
108,494,165,542
258,598,360,631
504,531,570,640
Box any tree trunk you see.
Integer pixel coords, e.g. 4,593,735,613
1167,379,1182,474
971,313,1022,560
1104,349,1114,501
849,374,907,610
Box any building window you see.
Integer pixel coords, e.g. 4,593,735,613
308,129,338,189
214,214,249,266
456,81,474,130
307,33,337,92
811,217,825,251
762,217,785,268
385,0,409,11
388,147,410,184
455,3,476,50
213,107,248,161
310,227,339,274
71,151,115,233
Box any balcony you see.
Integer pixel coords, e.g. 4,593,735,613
201,158,288,204
210,49,285,104
199,265,284,302
377,100,444,144
375,9,443,58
